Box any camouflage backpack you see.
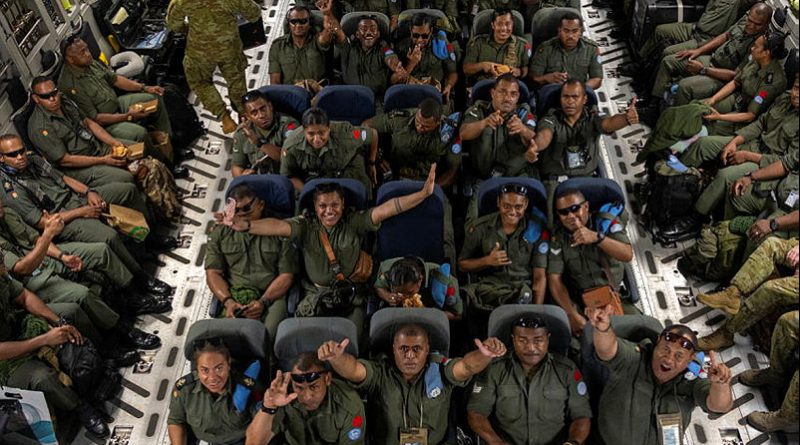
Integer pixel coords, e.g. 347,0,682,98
682,218,752,281
137,157,181,220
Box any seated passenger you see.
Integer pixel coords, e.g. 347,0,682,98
586,308,734,445
741,310,799,433
0,270,114,437
231,91,300,177
246,352,367,444
364,98,460,186
0,200,162,352
697,237,798,350
529,12,603,91
460,73,537,179
281,108,377,195
404,0,459,25
168,340,257,445
459,184,547,316
58,36,190,163
206,183,298,341
327,12,403,100
0,135,173,298
463,8,530,83
373,256,462,319
694,32,787,136
269,5,334,90
224,167,436,341
548,188,633,336
391,14,458,105
317,324,506,445
467,315,591,445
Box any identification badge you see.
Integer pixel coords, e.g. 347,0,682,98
656,413,684,445
77,126,93,141
565,146,585,170
399,427,429,445
785,190,798,208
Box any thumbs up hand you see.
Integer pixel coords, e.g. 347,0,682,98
626,97,639,125
486,242,512,267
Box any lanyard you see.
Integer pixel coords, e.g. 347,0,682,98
401,377,425,429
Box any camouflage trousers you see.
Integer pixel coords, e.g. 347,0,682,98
184,50,247,118
731,237,799,294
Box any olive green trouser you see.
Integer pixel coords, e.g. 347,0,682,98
650,40,702,98
675,73,725,106
694,163,759,215
639,22,696,65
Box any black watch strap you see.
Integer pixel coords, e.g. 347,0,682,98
261,404,278,415
770,218,779,232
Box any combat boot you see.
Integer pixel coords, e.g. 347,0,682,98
697,326,734,351
738,368,783,387
746,410,799,433
697,285,741,315
221,113,237,134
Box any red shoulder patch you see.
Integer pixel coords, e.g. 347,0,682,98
541,230,550,241
446,286,455,296
758,90,768,98
574,369,583,381
352,129,361,139
353,415,363,427
287,122,296,130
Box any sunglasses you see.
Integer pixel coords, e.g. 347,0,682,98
290,370,328,383
555,201,586,216
411,32,430,39
501,183,528,196
514,316,546,329
661,332,696,351
289,18,309,25
35,88,60,100
2,148,26,158
235,199,257,215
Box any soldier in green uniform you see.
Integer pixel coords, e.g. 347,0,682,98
57,37,187,162
246,352,367,444
269,5,334,88
696,237,798,349
228,166,437,342
318,323,507,445
166,0,261,134
231,91,300,177
364,98,460,186
0,271,111,438
742,310,799,433
529,13,603,91
392,14,459,107
404,0,458,24
373,256,462,319
0,135,173,298
463,8,531,84
587,306,734,445
467,315,592,445
547,188,634,336
206,182,298,342
460,73,537,179
648,4,772,104
459,184,548,324
281,108,377,195
168,340,258,445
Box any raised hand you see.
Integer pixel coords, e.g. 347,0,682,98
626,97,639,125
584,303,614,332
318,338,350,362
421,163,437,196
524,137,539,163
707,351,732,385
486,242,512,267
506,115,525,135
570,226,599,247
475,337,507,358
263,371,298,409
483,110,504,129
407,44,423,64
42,211,65,237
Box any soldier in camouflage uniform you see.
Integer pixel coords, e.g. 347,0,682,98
166,0,261,134
231,90,300,177
742,310,799,433
697,237,799,351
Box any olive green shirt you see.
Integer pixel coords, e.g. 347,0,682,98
396,38,457,86
167,372,256,444
205,224,299,292
272,379,367,444
404,0,458,18
370,109,460,179
460,212,548,283
529,37,603,83
286,210,379,289
464,35,531,83
547,218,630,294
0,155,78,227
58,61,121,120
467,353,593,445
776,150,799,213
598,339,712,445
231,114,300,173
736,92,799,165
537,108,605,178
373,257,462,316
166,0,261,60
462,100,537,178
281,122,373,193
28,99,106,163
692,0,741,42
341,0,399,17
353,355,466,445
0,207,55,283
338,39,396,98
732,57,787,116
709,14,759,70
268,34,330,85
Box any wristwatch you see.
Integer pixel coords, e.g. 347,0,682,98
699,67,707,76
769,218,779,232
594,231,606,244
366,159,377,166
58,251,67,261
260,404,278,415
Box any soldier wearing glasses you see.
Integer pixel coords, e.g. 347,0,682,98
467,316,591,445
246,352,367,445
205,182,298,342
547,188,633,337
268,5,335,87
586,305,733,445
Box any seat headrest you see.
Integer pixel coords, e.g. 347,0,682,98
470,78,531,105
257,85,312,120
11,97,36,150
537,84,598,117
384,84,442,113
476,177,547,217
530,7,581,46
183,319,269,361
282,9,325,34
376,181,446,263
274,317,359,371
298,178,368,212
554,178,625,213
487,304,571,356
226,174,296,218
313,85,376,125
471,9,525,37
369,308,450,356
581,315,663,354
341,11,391,38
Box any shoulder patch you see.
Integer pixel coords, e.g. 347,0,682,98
348,428,362,441
538,241,549,254
352,415,363,427
383,46,395,57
